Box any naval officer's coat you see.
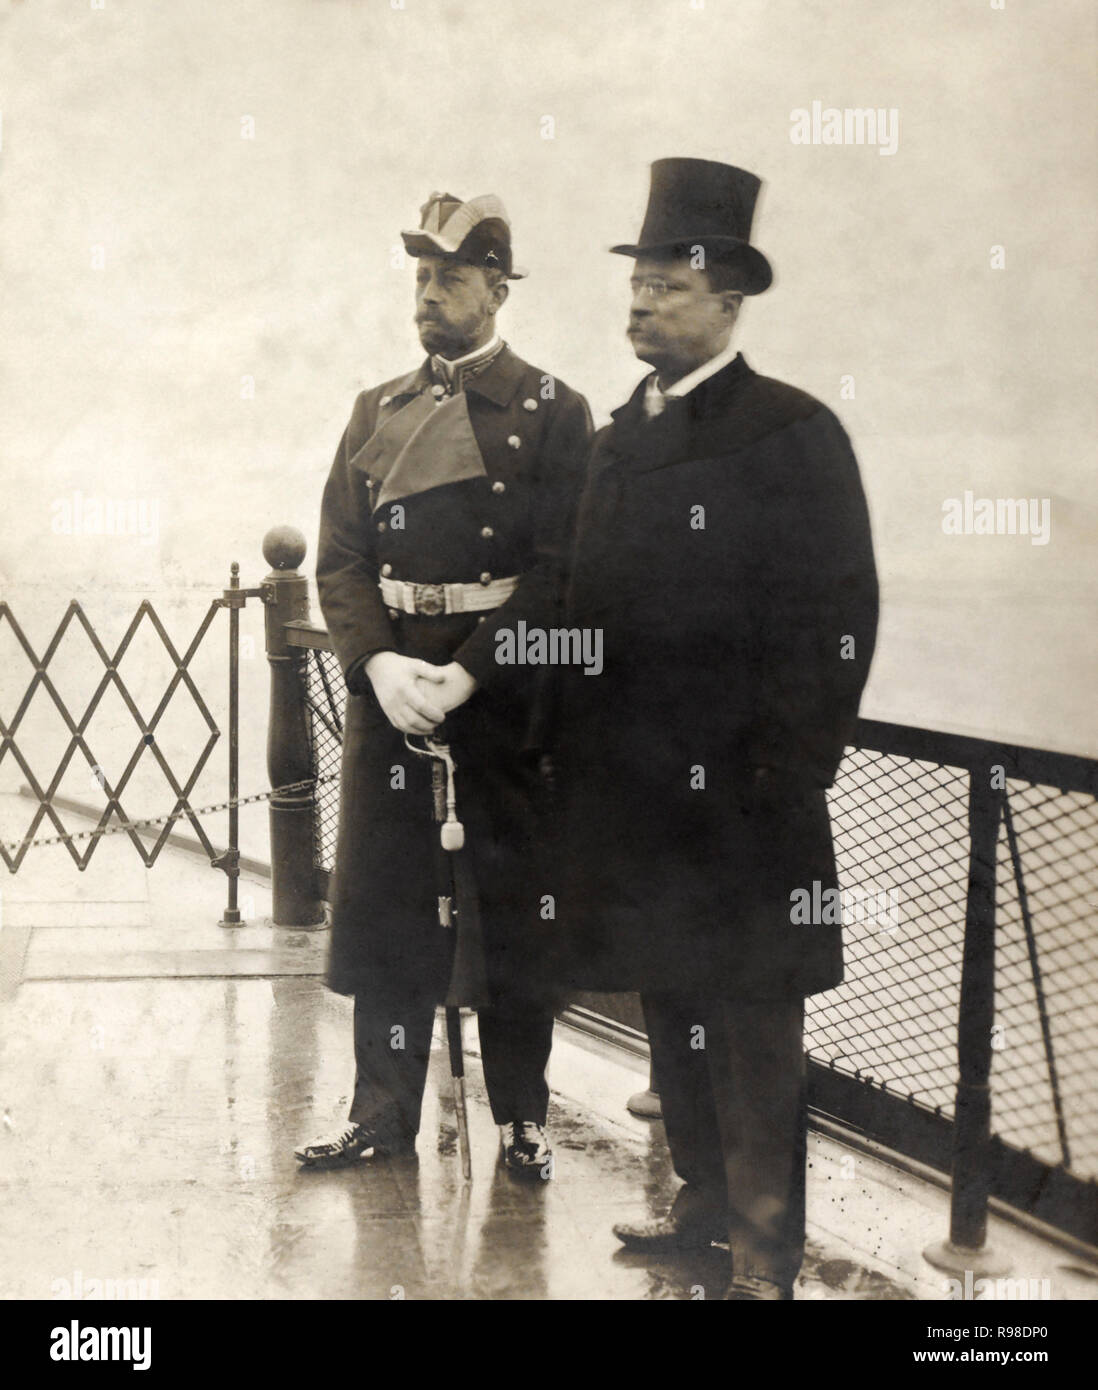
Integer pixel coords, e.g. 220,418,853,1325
317,344,593,1000
549,352,879,999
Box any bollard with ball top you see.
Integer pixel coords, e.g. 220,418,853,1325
263,525,326,929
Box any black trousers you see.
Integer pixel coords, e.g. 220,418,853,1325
641,992,807,1290
348,979,555,1143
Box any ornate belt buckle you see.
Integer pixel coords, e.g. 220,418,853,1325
413,582,446,616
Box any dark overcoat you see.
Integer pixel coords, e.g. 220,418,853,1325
316,345,592,1000
549,352,879,998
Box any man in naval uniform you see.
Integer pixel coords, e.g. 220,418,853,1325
297,192,592,1175
551,159,879,1296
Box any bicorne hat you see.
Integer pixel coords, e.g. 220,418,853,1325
611,157,773,295
401,192,528,280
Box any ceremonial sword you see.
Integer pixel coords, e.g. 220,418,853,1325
403,733,482,1181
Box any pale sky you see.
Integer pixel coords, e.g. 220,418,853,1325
0,0,1094,837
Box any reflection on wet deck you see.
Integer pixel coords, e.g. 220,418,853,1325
0,974,909,1301
0,841,1089,1302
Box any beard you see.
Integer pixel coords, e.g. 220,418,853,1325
416,311,489,359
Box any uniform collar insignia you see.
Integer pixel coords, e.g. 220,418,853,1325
462,342,525,407
377,343,526,414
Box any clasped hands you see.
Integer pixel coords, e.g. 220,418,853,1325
364,651,478,736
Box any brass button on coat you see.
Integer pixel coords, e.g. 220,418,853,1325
480,526,494,539
492,480,506,494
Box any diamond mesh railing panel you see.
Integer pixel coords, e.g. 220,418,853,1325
809,745,1098,1184
0,599,222,871
808,751,971,1115
992,783,1098,1173
302,647,345,878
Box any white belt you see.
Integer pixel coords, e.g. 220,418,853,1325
379,574,520,616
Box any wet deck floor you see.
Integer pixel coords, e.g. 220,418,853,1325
0,972,912,1301
1,816,1094,1301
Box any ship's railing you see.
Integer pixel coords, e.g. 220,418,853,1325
260,528,1098,1256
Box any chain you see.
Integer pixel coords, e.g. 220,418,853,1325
1,774,340,855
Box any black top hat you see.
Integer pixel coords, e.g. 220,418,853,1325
611,157,773,295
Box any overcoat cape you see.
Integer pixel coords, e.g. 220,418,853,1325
316,345,593,1001
548,353,879,998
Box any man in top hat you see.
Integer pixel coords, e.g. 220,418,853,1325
550,158,879,1297
297,191,592,1175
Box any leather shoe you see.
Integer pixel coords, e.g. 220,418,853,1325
613,1212,726,1253
500,1121,553,1178
294,1122,407,1169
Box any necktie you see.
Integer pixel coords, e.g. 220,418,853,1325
645,375,670,419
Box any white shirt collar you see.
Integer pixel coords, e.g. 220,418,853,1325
644,338,739,418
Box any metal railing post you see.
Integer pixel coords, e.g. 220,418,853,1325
924,770,1009,1278
262,525,325,928
217,561,243,924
